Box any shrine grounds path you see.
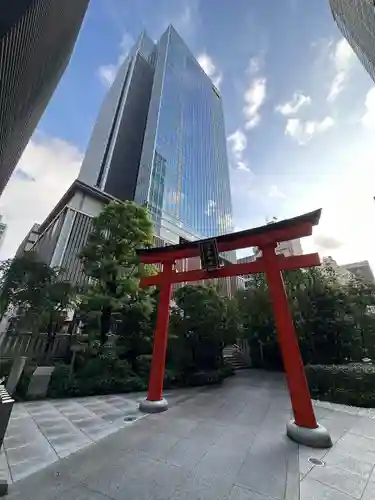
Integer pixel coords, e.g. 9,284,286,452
3,370,375,500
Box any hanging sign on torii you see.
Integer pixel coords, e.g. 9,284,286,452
136,208,332,449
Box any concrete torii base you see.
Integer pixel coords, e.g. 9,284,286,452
139,398,168,413
287,420,333,449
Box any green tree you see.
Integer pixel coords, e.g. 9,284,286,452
0,252,53,321
238,265,369,369
80,200,153,345
169,284,241,374
0,253,77,345
116,288,156,371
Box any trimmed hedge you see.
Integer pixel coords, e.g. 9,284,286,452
13,356,235,400
306,363,375,408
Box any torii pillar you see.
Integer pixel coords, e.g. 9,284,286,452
137,209,332,449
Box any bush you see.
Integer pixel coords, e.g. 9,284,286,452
306,363,375,408
47,357,147,399
0,359,13,380
184,364,235,387
185,370,222,387
47,364,72,398
218,362,235,378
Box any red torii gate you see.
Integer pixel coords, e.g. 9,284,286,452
137,209,332,448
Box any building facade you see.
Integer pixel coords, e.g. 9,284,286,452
329,0,375,81
77,25,236,295
80,25,234,246
322,256,353,284
343,260,375,283
30,181,113,284
15,223,40,257
0,0,89,195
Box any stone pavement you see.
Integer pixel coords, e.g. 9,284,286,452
0,388,194,485
3,370,375,499
0,393,145,484
300,400,375,499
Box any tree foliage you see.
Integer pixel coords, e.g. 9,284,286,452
80,200,154,344
169,284,241,374
237,265,375,369
0,253,76,338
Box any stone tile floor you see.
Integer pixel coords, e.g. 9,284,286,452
3,371,375,499
0,387,201,486
0,392,146,483
300,400,375,499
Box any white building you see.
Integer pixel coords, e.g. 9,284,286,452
342,260,375,284
237,238,303,288
322,256,353,285
15,223,40,257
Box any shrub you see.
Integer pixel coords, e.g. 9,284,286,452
136,354,152,378
47,357,147,399
47,364,72,398
0,360,13,380
218,363,235,378
185,370,222,387
184,364,234,387
306,363,375,408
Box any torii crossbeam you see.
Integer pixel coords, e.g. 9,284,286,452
137,209,332,448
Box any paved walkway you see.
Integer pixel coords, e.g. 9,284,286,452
0,388,193,485
2,371,375,499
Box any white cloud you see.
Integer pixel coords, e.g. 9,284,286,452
362,87,375,128
0,133,83,260
334,37,354,71
97,32,134,87
327,71,346,102
237,161,251,172
227,129,251,172
327,38,354,101
227,129,247,158
268,185,286,199
98,65,117,87
313,234,343,252
197,53,222,88
243,77,267,129
247,56,262,75
285,116,334,145
275,92,311,116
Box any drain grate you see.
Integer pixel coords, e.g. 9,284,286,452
124,416,137,422
308,457,325,467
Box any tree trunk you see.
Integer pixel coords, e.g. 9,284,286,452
100,306,112,345
43,312,55,362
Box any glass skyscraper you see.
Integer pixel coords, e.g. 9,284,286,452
329,0,375,81
79,25,234,248
0,0,90,195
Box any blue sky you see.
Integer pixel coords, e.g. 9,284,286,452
0,0,375,269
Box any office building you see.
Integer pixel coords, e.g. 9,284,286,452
237,254,257,289
31,25,235,294
322,256,353,284
0,0,89,195
80,25,233,244
343,260,375,283
15,223,40,257
329,0,375,81
276,238,303,257
237,238,303,289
